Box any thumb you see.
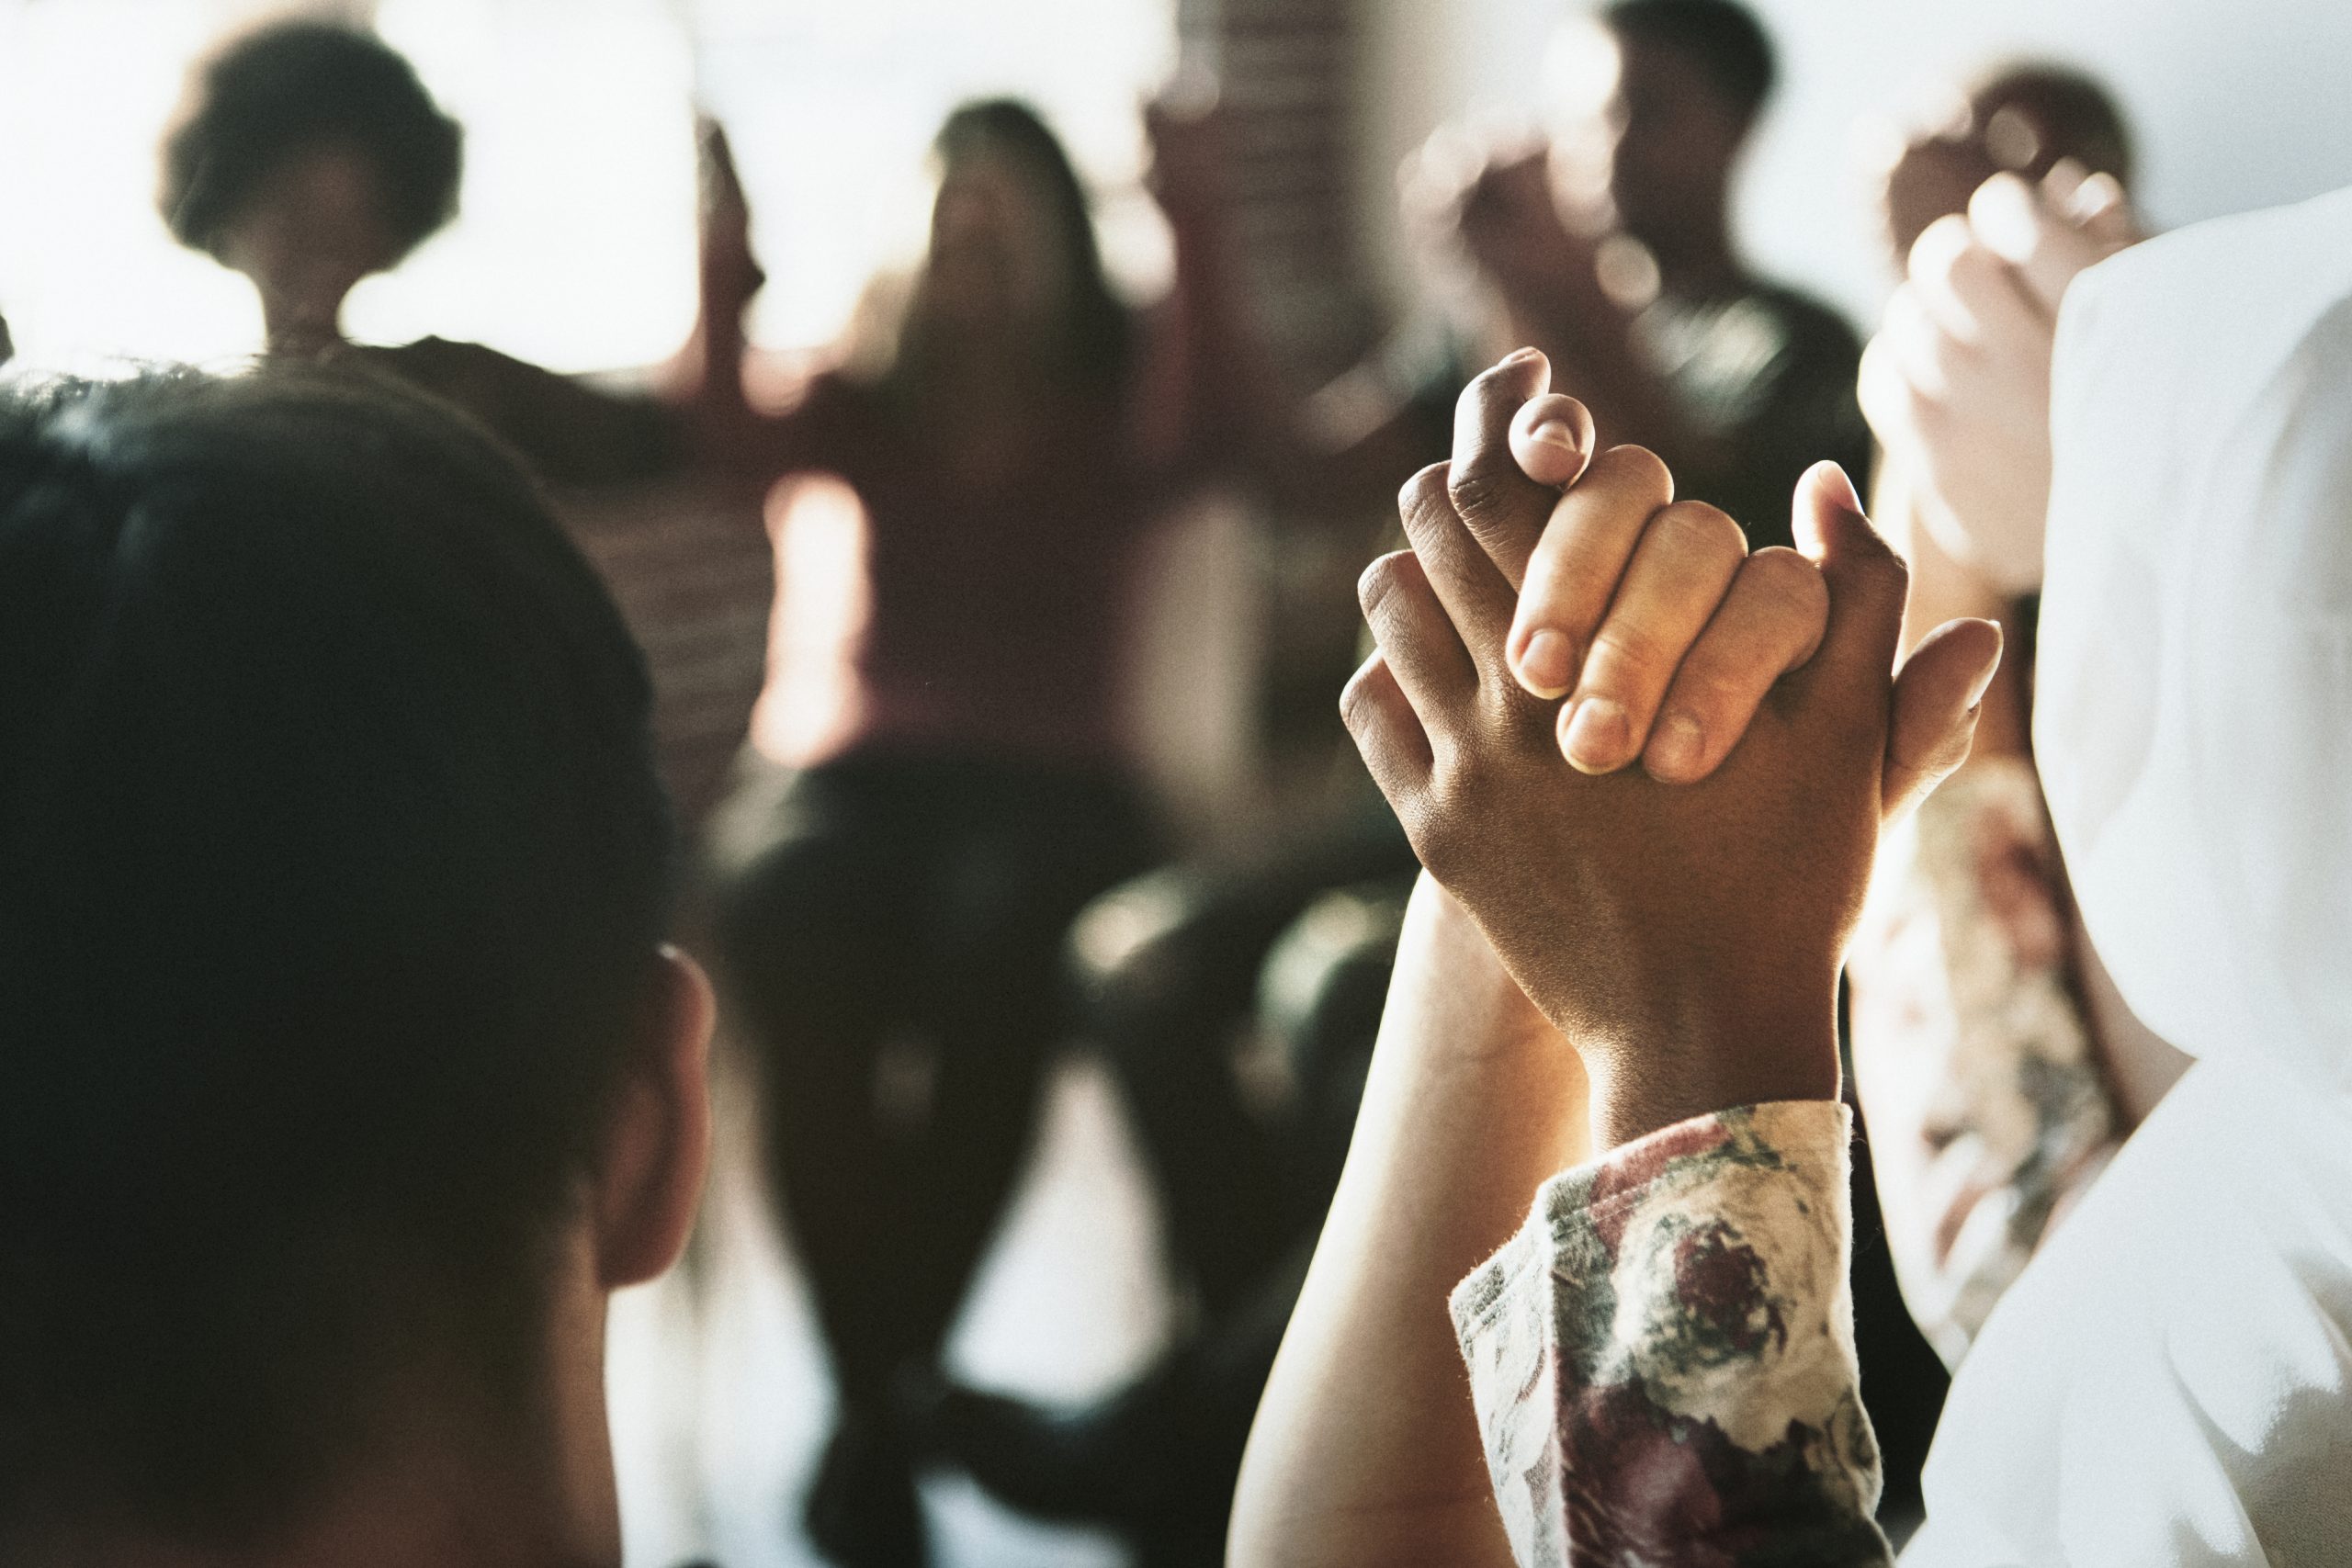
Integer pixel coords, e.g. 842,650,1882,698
1792,461,1910,715
1883,617,2005,820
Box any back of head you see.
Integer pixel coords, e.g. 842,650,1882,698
1600,0,1777,130
0,369,671,1551
160,20,462,262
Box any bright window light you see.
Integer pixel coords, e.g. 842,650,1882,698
0,0,1176,377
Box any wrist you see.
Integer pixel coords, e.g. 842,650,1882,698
1577,992,1840,1151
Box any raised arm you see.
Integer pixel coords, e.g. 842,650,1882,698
1227,872,1586,1568
1848,167,2183,1362
1237,347,2000,1566
658,118,832,479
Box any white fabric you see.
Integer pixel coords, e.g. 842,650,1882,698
1906,186,2352,1565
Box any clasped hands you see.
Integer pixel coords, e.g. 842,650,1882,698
1344,352,2004,1147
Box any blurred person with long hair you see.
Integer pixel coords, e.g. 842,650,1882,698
688,96,1254,1567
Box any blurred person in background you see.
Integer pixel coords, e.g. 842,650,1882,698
689,95,1261,1568
1312,0,1871,549
1851,71,2194,1379
903,0,1893,1551
162,19,779,829
0,367,715,1568
159,19,680,487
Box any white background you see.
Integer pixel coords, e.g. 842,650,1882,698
1366,0,2352,327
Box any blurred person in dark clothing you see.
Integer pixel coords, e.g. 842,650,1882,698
1312,0,1870,552
690,96,1261,1568
0,367,716,1568
160,19,678,486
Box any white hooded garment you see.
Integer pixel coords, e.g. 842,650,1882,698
1902,186,2352,1566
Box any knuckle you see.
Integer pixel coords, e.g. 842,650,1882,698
1595,443,1674,506
1465,355,1521,401
1446,464,1506,521
1586,623,1671,690
1877,546,1914,600
1356,550,1413,615
1667,660,1752,723
1744,547,1830,608
1651,500,1748,561
1396,462,1453,526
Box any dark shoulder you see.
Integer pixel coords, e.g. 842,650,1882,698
355,337,679,486
755,361,892,470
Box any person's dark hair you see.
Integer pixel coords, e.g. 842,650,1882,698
922,97,1133,391
1968,61,2135,187
0,368,671,1551
1600,0,1778,127
160,21,462,262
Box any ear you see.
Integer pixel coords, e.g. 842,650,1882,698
592,946,717,1290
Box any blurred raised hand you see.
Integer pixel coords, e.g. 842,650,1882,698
695,115,764,339
1143,71,1232,222
1860,161,2138,594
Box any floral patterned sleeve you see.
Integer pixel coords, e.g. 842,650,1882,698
1453,1100,1892,1568
1847,758,2121,1366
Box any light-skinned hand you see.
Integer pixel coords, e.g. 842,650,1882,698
1342,356,2001,1145
1860,161,2137,594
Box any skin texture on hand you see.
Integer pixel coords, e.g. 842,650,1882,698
1343,354,2000,1149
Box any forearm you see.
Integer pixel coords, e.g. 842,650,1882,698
1228,873,1589,1568
1849,758,2121,1362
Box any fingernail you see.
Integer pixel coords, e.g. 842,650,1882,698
1647,712,1703,780
1502,345,1542,366
1561,696,1628,773
1813,461,1864,518
1531,418,1581,456
1963,647,2003,710
1515,628,1576,695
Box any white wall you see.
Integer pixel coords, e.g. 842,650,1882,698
1363,0,2352,328
0,0,1176,374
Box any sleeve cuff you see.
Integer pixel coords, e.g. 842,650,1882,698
1453,1100,1885,1568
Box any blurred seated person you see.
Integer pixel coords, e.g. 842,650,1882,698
909,2,1880,1544
1307,0,1869,549
1853,76,2193,1365
690,96,1258,1568
0,369,715,1568
911,872,1412,1566
160,20,677,486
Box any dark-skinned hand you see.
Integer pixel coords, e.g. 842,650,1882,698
1342,351,2002,1147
